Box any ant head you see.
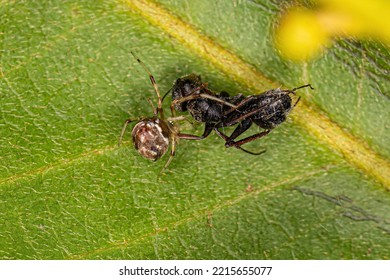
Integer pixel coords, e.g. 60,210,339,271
172,74,203,111
131,118,170,161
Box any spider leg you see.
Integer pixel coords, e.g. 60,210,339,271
131,51,164,118
161,135,176,172
118,118,140,146
160,123,214,172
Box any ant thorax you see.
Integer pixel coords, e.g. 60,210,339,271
131,118,170,161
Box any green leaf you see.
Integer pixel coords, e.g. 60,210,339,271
1,0,389,259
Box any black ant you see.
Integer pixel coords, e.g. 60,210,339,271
119,53,211,170
166,75,313,154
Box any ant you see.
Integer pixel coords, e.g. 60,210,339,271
214,84,314,151
166,75,313,154
118,53,235,170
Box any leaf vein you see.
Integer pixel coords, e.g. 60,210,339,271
68,165,337,259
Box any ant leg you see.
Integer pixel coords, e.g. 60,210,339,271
225,130,271,150
214,119,265,155
214,118,252,146
238,146,266,155
177,123,213,140
293,96,301,108
118,118,140,146
228,119,252,141
214,127,265,155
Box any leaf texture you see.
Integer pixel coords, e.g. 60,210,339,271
0,0,389,259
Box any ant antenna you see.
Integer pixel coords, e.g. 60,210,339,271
161,86,172,103
291,84,314,92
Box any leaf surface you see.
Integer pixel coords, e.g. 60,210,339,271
1,0,389,259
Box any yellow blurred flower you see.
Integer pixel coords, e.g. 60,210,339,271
275,0,390,61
